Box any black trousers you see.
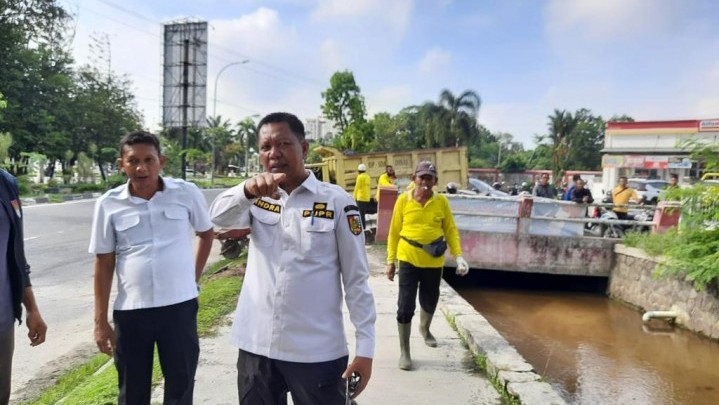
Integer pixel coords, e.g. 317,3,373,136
113,299,199,405
396,261,443,324
357,201,371,229
237,349,348,405
0,326,13,405
614,211,634,220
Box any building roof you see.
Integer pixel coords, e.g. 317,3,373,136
606,119,719,134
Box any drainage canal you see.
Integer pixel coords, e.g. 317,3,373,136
446,270,719,405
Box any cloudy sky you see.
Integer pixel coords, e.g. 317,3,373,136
61,0,719,147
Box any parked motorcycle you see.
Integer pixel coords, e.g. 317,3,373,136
584,196,654,238
600,209,654,239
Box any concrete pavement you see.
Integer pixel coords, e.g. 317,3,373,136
154,242,566,404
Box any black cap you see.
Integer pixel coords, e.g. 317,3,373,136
414,161,437,178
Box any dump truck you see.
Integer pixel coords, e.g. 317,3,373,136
307,146,469,198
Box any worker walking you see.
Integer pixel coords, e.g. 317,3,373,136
354,163,371,229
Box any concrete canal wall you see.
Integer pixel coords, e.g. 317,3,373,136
608,244,719,340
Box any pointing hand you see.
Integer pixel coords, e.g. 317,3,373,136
244,173,286,200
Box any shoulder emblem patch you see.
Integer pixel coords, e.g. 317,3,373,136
344,204,359,213
254,198,281,213
347,214,363,235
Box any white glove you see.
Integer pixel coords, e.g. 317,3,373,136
455,256,469,276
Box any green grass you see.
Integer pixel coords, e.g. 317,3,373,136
189,176,245,189
23,260,244,405
444,312,522,405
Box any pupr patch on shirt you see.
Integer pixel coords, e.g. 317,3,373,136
254,198,281,213
303,202,334,219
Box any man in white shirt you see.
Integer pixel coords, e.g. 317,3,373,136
210,112,376,405
89,131,214,405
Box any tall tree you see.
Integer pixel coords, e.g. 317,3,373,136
236,117,258,174
0,0,75,170
568,109,605,171
542,109,578,181
438,89,482,147
321,70,366,145
413,89,482,149
69,65,142,180
206,115,235,175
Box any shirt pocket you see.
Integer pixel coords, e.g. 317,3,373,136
302,218,335,255
162,206,190,236
114,213,150,248
250,208,280,247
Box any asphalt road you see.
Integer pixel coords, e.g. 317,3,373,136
10,188,225,401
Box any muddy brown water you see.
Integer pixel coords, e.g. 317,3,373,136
457,287,719,405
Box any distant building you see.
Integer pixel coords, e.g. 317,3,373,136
601,119,719,191
304,116,337,142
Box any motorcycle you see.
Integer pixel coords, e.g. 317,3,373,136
598,209,654,239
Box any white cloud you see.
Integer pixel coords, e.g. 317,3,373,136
544,0,684,42
312,0,414,36
418,47,452,76
366,85,414,116
319,39,346,74
210,8,295,58
312,0,377,19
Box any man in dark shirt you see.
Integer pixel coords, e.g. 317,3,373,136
570,179,594,204
563,174,582,201
532,173,556,199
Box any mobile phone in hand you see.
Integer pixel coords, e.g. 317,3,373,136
345,372,360,404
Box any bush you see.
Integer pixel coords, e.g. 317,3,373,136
16,175,31,195
104,172,126,189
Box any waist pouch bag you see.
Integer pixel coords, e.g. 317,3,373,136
401,236,448,258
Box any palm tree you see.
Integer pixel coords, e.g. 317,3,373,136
438,89,481,147
236,117,258,176
206,115,235,176
544,109,578,182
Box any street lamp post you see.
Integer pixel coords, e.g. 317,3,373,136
211,59,249,184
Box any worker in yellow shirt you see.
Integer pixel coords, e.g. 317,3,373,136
375,165,395,202
385,161,469,371
353,163,371,228
612,176,641,220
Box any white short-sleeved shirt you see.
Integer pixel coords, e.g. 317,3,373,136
89,177,213,310
210,171,376,363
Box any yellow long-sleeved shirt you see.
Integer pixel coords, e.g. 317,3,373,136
612,185,640,213
353,172,371,202
387,191,462,268
375,173,394,201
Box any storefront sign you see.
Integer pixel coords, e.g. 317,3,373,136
602,155,624,168
668,157,693,169
624,155,645,168
699,119,719,131
643,156,668,169
603,154,692,169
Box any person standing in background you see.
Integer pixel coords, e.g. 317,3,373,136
570,178,594,204
532,173,556,199
353,163,371,229
0,169,47,405
563,174,582,201
611,176,641,220
375,165,395,202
